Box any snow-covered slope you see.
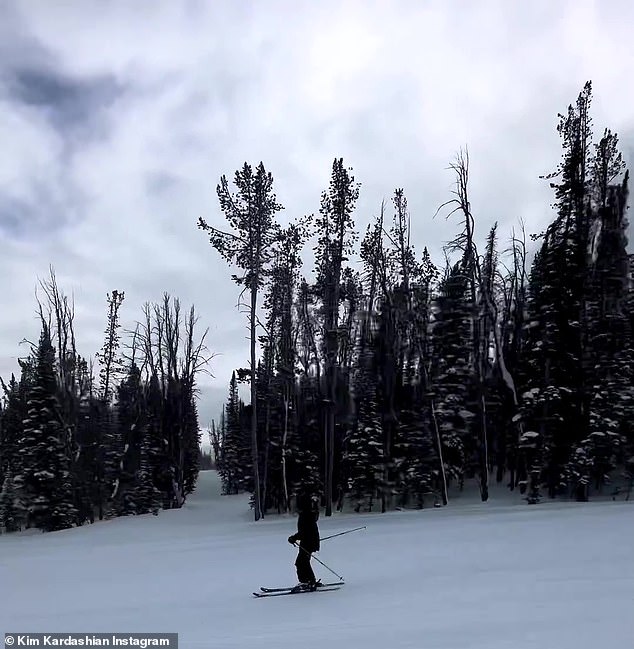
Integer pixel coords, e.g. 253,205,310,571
2,471,633,648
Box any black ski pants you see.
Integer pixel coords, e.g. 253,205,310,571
295,546,316,583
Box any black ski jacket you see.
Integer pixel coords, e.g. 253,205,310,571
293,509,320,552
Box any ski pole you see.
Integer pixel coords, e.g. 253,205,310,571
320,526,366,542
293,542,344,581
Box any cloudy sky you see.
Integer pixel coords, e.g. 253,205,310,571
1,0,633,427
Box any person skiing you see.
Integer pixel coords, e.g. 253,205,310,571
288,485,321,591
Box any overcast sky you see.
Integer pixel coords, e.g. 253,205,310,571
1,0,633,428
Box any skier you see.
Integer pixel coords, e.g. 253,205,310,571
288,485,321,591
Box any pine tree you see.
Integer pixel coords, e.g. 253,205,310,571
199,162,283,520
96,290,126,404
287,374,323,501
1,366,32,532
0,375,23,482
222,372,246,494
258,222,309,512
545,82,593,495
14,324,76,531
343,345,383,512
521,82,631,501
571,161,631,499
0,469,23,532
430,261,475,491
520,242,565,503
314,158,360,516
518,83,594,499
90,292,127,519
210,410,226,484
183,384,201,496
134,428,162,516
132,375,163,515
113,363,145,515
72,358,100,525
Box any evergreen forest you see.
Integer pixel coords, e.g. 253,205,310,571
1,81,632,533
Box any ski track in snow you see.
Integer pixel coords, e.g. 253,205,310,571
1,471,633,649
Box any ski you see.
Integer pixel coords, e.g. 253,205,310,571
260,581,344,593
253,586,341,598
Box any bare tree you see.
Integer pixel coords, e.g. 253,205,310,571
129,295,212,507
36,267,78,415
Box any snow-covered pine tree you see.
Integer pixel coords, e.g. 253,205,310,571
183,387,201,496
519,243,565,503
36,271,92,526
343,345,383,512
162,377,184,508
287,373,323,502
404,247,447,507
132,373,164,515
221,372,245,494
0,371,27,533
14,324,76,531
113,363,144,515
253,356,274,510
518,426,544,504
10,358,35,528
520,83,631,501
395,402,438,508
91,291,127,520
436,152,493,501
334,268,361,508
313,158,360,516
0,469,22,533
255,339,306,515
133,418,163,516
96,398,122,519
430,260,475,491
570,152,631,499
388,190,445,507
520,82,596,499
0,375,23,489
72,358,99,524
624,255,634,495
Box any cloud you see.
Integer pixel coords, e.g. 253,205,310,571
1,0,633,426
6,66,123,142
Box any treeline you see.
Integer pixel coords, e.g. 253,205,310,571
205,81,634,517
0,277,209,533
199,447,215,471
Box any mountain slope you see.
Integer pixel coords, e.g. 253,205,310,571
2,470,633,648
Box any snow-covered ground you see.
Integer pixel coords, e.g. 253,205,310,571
2,471,633,648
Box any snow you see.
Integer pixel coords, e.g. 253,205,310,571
32,471,56,479
588,217,602,264
2,471,633,648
